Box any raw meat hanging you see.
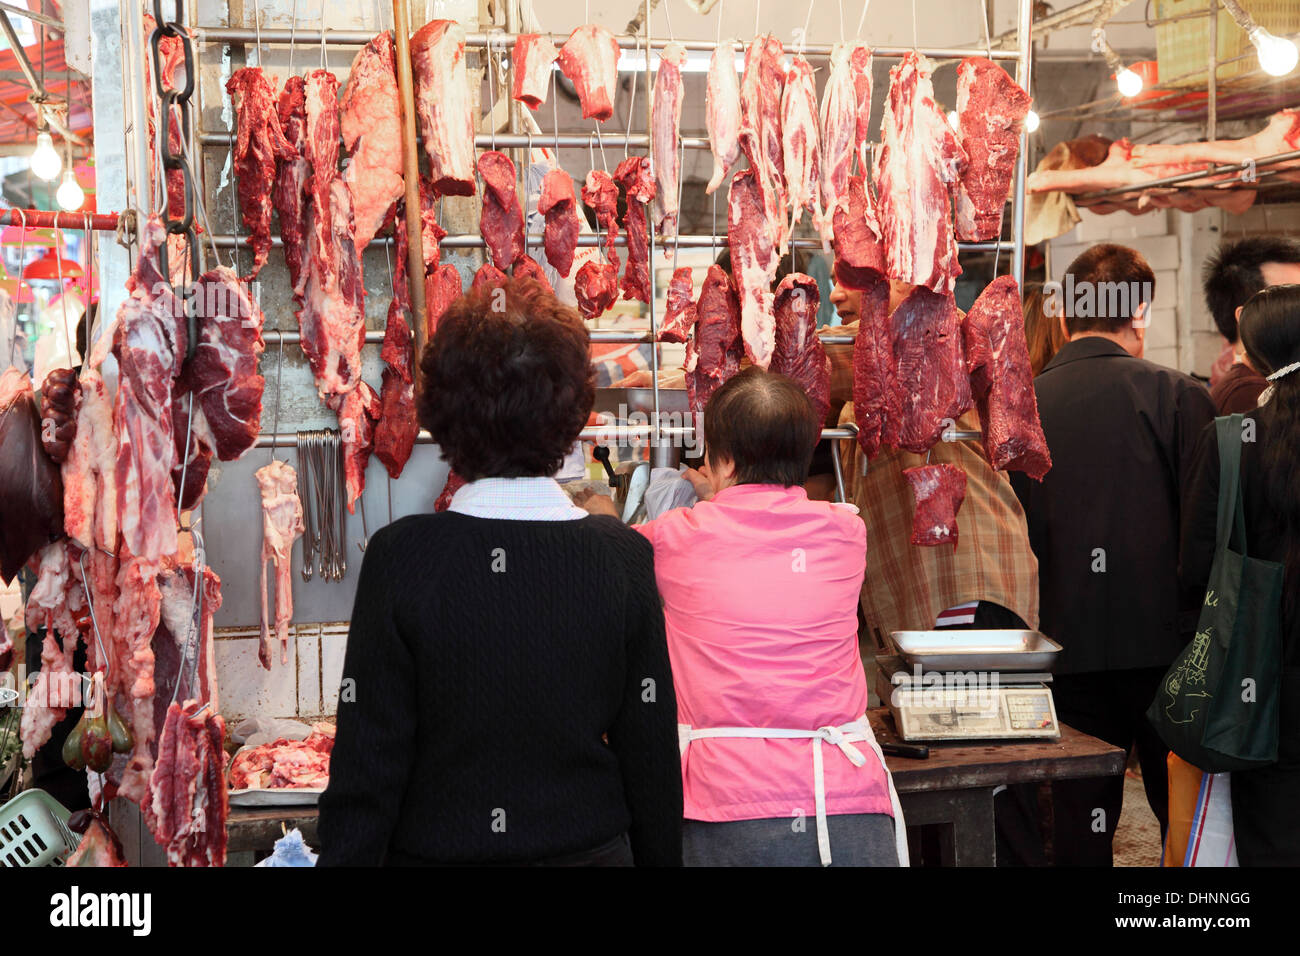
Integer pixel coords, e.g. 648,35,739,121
273,76,310,291
686,264,743,415
39,368,79,463
818,44,857,247
739,34,788,255
885,286,973,454
582,169,621,269
850,46,873,176
146,700,228,867
512,33,559,110
574,261,620,319
19,541,83,758
340,31,405,250
374,198,419,479
0,368,63,582
905,464,967,547
851,279,895,459
427,263,464,339
652,42,687,237
613,156,654,303
62,369,117,554
328,381,382,516
226,67,297,280
435,470,467,511
771,274,831,432
659,267,696,343
512,254,554,295
256,460,305,669
538,169,581,278
706,41,741,195
781,53,820,232
875,52,966,294
411,19,476,196
558,24,621,122
832,175,887,291
478,151,526,268
963,275,1052,479
954,58,1031,242
727,168,780,370
472,262,509,291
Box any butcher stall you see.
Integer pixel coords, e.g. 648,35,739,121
0,0,1291,872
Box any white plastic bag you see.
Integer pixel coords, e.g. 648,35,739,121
1185,772,1238,867
255,828,319,867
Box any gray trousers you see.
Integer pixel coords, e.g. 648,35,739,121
682,812,900,867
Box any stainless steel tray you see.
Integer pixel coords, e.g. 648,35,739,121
889,630,1062,672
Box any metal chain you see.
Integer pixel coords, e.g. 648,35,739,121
148,0,200,361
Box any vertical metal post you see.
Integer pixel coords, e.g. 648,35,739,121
1010,0,1033,286
123,0,154,218
645,12,661,453
1207,0,1218,145
392,0,429,378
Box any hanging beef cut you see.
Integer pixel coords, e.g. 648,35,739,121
574,261,620,319
850,45,873,175
781,53,820,232
954,58,1031,242
613,156,654,303
227,67,297,281
818,44,857,246
905,463,967,547
256,459,304,669
738,34,788,254
187,266,266,462
558,25,621,122
686,264,743,415
0,368,63,583
472,262,509,291
963,275,1051,479
582,169,621,269
652,43,687,237
885,286,973,453
427,263,464,338
727,168,779,369
538,168,581,278
411,19,476,196
875,52,966,293
146,700,228,867
341,31,405,250
273,76,310,291
39,368,79,463
478,151,526,268
706,41,741,195
513,34,560,110
659,267,696,343
771,274,831,431
374,200,419,480
851,280,895,459
832,175,887,290
512,254,554,295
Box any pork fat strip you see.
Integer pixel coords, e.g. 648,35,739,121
781,54,820,231
706,41,742,195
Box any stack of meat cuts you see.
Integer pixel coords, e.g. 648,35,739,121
411,20,476,196
954,58,1031,241
340,31,405,250
706,41,741,194
512,34,560,110
614,156,654,303
558,25,621,121
771,274,831,431
652,43,687,237
904,464,967,547
256,460,305,669
538,169,581,278
226,67,297,280
228,725,335,790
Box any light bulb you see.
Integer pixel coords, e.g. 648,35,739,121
56,170,84,212
1249,27,1299,77
947,110,959,128
30,132,62,181
1116,67,1144,97
1024,109,1041,133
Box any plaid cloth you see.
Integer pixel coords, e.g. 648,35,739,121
826,325,1040,645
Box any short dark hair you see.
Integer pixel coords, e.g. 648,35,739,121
418,278,594,480
703,367,818,487
1202,237,1300,343
1060,243,1156,336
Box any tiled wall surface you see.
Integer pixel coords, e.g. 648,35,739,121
213,622,349,725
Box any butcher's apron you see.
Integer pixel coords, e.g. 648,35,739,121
678,716,910,867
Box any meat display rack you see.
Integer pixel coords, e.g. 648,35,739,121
181,1,1035,496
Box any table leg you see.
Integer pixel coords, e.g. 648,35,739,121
899,787,997,867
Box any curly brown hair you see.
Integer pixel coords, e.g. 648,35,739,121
418,278,595,480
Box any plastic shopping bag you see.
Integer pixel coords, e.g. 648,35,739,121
1163,753,1238,867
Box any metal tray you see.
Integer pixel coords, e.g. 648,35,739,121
889,630,1062,672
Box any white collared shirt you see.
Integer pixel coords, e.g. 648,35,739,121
447,476,587,521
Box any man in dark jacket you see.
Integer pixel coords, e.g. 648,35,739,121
1202,237,1300,413
1012,243,1216,866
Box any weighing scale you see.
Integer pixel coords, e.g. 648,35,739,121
875,630,1064,742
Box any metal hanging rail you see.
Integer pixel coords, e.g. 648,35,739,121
1072,148,1300,201
0,209,125,231
198,130,711,149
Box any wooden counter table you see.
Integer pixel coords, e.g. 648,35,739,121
868,707,1126,866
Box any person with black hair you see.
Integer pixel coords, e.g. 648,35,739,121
1201,237,1300,413
1181,283,1300,865
318,279,682,866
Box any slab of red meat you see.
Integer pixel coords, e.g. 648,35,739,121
113,218,187,562
512,254,554,295
686,264,743,415
478,151,526,268
727,168,779,369
817,44,856,248
152,557,221,730
435,470,467,511
112,554,163,805
582,170,621,270
186,267,266,461
781,53,820,232
0,369,63,582
905,463,967,547
418,177,448,268
963,275,1051,479
772,274,830,430
226,68,296,281
706,41,742,195
575,261,620,319
538,169,580,278
375,309,419,480
61,368,117,553
652,42,687,237
851,279,895,458
955,58,1031,242
557,25,621,122
411,19,476,196
832,175,887,290
659,266,696,343
170,391,212,512
471,262,509,292
38,368,78,464
850,45,873,175
512,33,559,110
341,31,405,250
427,263,464,338
613,156,654,303
146,700,228,867
301,175,368,399
875,52,966,294
273,76,310,291
739,34,788,254
329,381,381,515
886,286,973,453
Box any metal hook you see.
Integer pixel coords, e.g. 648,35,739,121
357,490,369,553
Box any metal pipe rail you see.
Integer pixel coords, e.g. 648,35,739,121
1071,149,1300,201
199,131,711,149
260,328,857,347
195,26,1022,61
253,425,865,449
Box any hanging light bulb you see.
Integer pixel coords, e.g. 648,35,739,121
1249,26,1299,77
1115,67,1144,97
1024,109,1041,133
55,169,83,212
30,131,62,181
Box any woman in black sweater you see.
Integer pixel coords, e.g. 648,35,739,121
317,279,682,866
1180,283,1300,865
